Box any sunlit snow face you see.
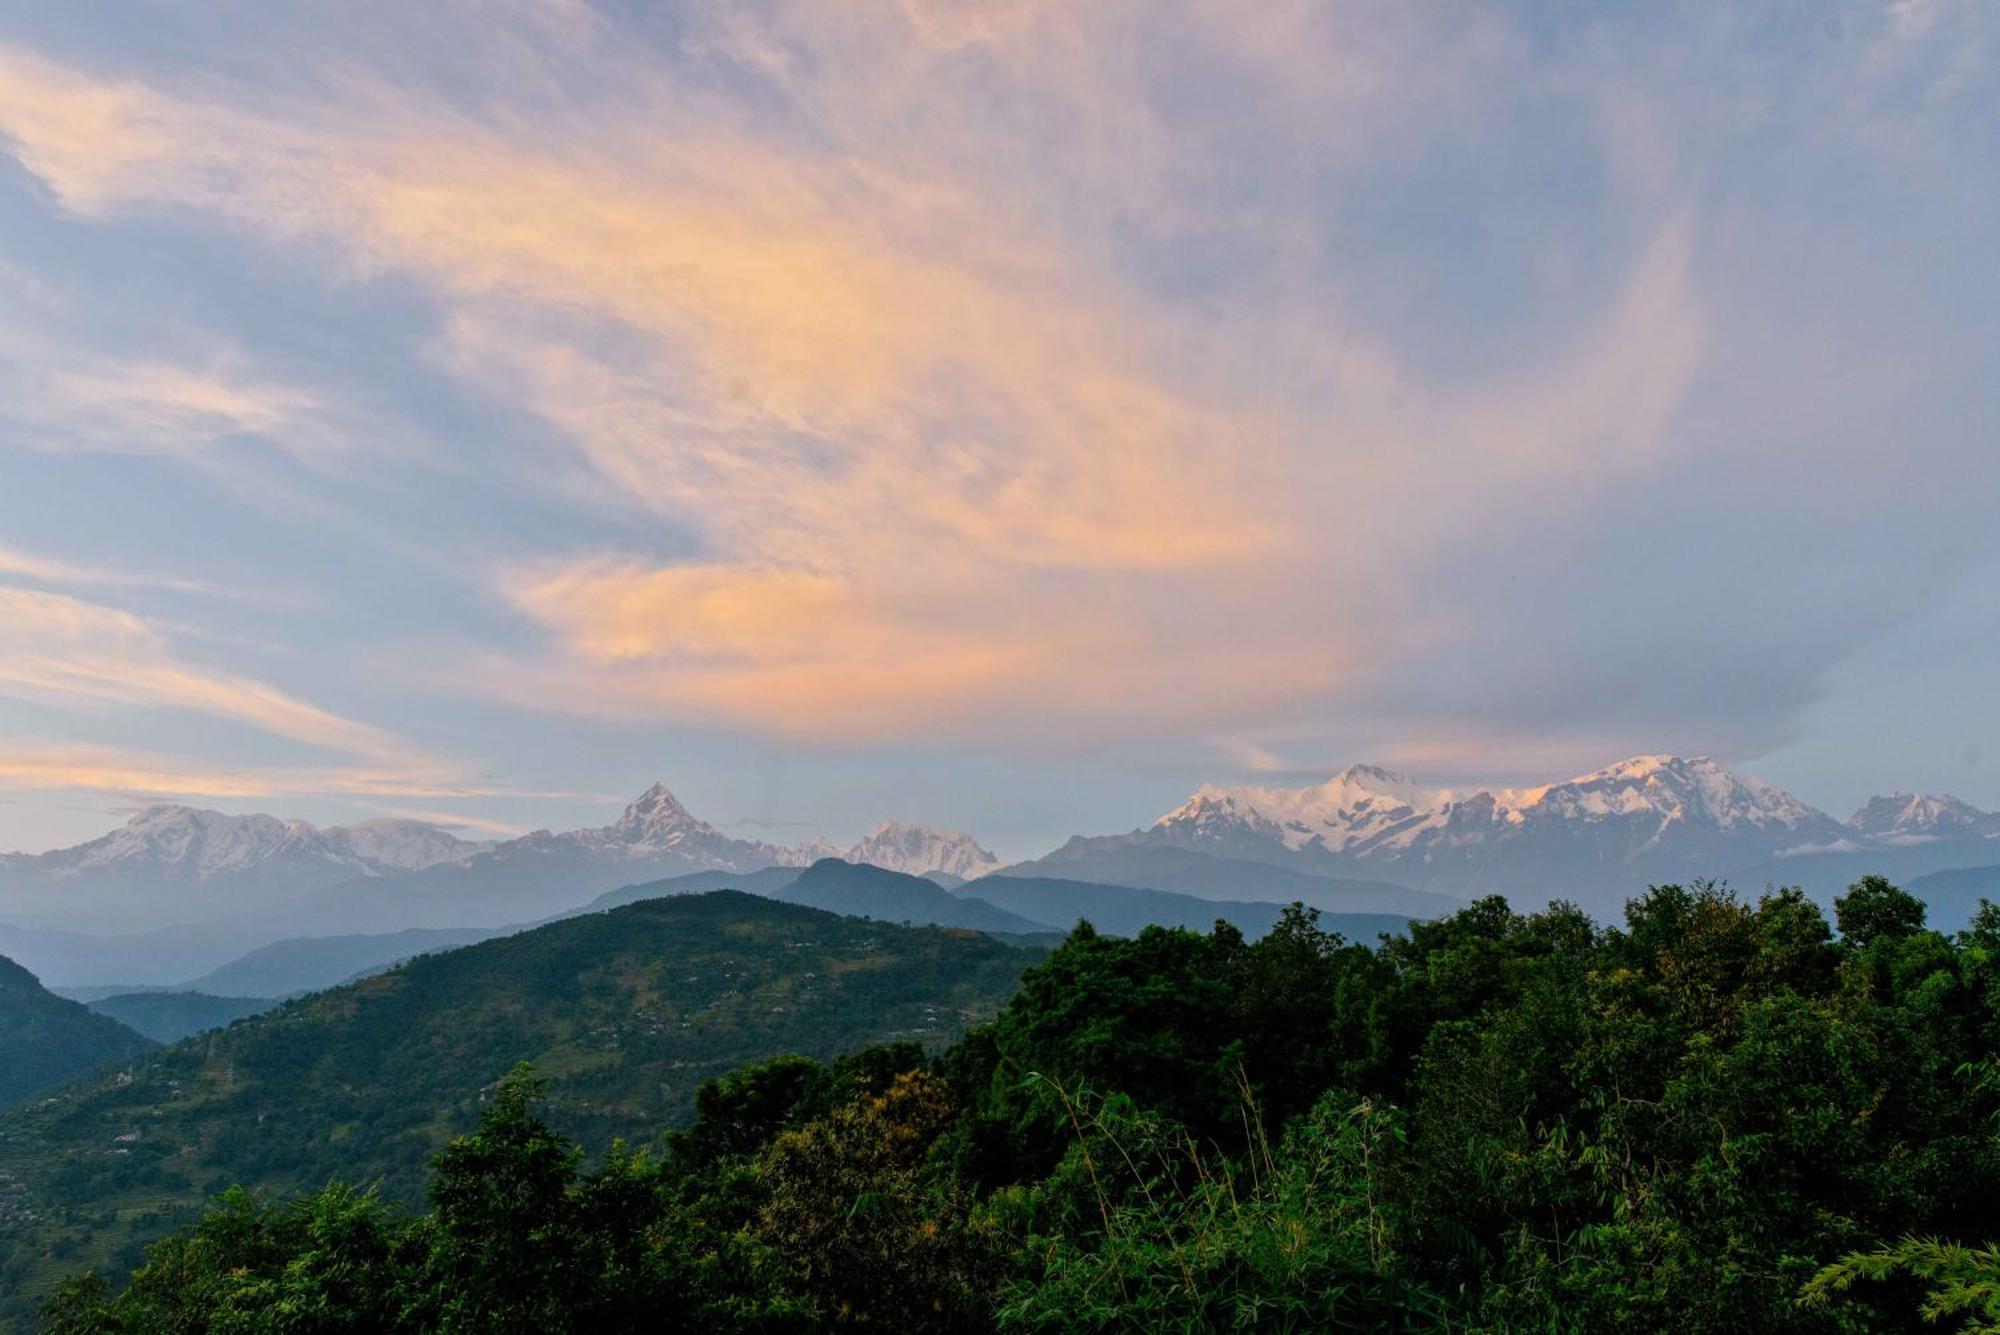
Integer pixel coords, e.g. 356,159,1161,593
0,0,1996,854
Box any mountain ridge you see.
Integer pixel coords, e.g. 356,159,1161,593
1101,755,2000,917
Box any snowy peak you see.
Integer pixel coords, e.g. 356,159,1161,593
1510,755,1836,834
20,804,485,882
326,819,492,871
559,781,805,873
605,783,715,850
1150,753,1849,874
1155,762,1444,852
585,785,1002,877
1847,793,1998,843
845,821,1003,879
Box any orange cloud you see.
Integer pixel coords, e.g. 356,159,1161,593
0,31,1707,748
0,742,565,806
0,746,282,799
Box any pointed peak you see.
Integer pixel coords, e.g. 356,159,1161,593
123,803,217,825
844,820,1002,878
1330,762,1414,786
1847,791,1994,837
1585,754,1706,780
622,782,692,820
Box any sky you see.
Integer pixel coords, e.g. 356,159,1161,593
0,0,1995,858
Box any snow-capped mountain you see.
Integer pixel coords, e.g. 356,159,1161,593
1071,755,1878,914
278,786,1007,935
1155,757,1845,860
843,821,1003,879
0,805,493,933
326,818,491,871
0,783,1008,939
544,783,822,871
1847,793,2000,844
13,804,488,883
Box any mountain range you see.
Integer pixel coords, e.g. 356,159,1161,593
3,755,1997,987
1059,755,2000,918
0,806,488,931
0,785,1002,940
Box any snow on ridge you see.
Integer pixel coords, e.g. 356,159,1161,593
1155,753,1844,854
21,803,486,880
845,820,1004,878
1847,792,1997,840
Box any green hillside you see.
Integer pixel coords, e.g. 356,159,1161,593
0,892,1033,1317
0,957,152,1109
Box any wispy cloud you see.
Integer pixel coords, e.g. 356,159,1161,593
0,544,222,597
0,0,1991,796
0,584,423,762
0,741,564,808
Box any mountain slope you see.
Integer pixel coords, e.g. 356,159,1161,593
766,859,1053,933
1904,865,2000,928
581,861,1054,935
0,955,154,1106
0,917,304,991
0,892,1035,1288
964,875,1411,941
176,926,507,997
581,865,806,914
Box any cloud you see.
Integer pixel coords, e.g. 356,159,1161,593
0,544,222,597
0,260,381,466
0,3,1990,786
0,584,452,781
0,744,284,799
0,741,562,808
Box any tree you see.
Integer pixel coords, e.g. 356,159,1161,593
1836,875,1927,949
418,1064,588,1333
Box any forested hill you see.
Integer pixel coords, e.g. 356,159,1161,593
0,956,151,1109
34,876,2000,1333
0,892,1032,1313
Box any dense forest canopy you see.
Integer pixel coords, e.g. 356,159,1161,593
35,876,2000,1331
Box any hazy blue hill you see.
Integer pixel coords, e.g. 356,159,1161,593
581,864,804,913
998,842,1459,918
0,955,153,1108
0,918,295,992
1728,841,2000,922
0,892,1035,1299
584,860,1056,934
85,991,276,1043
1906,864,2000,928
177,925,504,998
965,875,1411,941
767,859,1056,933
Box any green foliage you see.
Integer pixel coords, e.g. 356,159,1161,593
1802,1237,2000,1331
995,1087,1437,1332
1836,872,1929,947
35,876,2000,1332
